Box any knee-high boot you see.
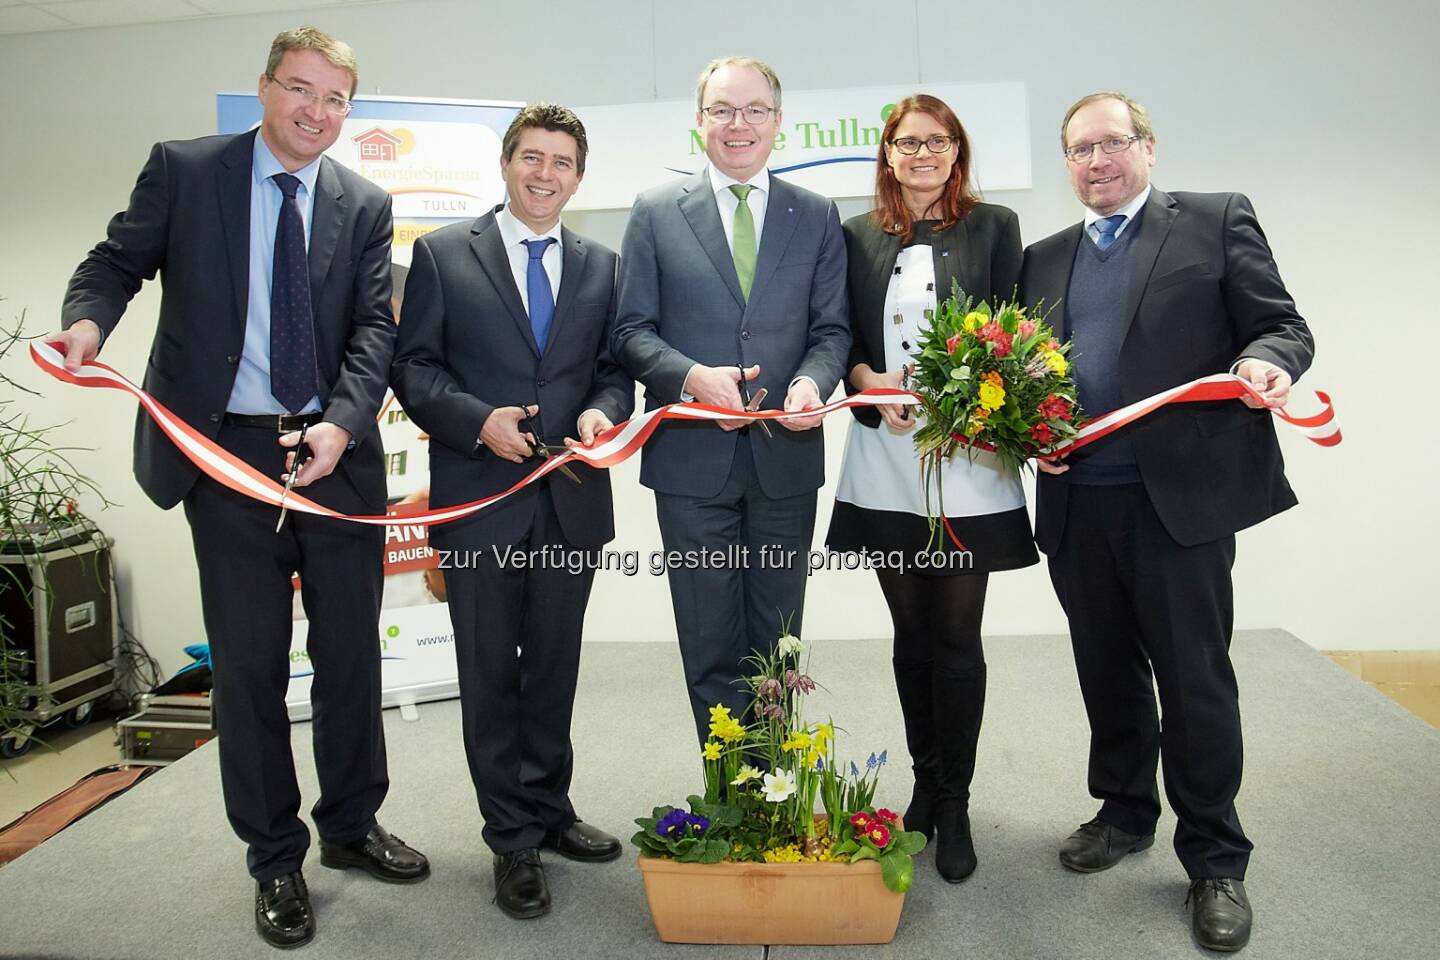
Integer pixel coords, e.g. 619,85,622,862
934,664,986,882
892,657,939,841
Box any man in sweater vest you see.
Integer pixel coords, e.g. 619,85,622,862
1019,92,1314,954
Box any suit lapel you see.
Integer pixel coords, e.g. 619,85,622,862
746,174,800,311
1121,188,1178,339
548,224,588,352
678,170,746,310
216,132,255,338
932,219,969,305
309,158,344,321
470,210,539,358
1045,225,1085,341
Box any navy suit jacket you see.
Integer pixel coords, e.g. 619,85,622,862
611,170,851,499
391,209,633,552
61,130,395,511
1019,188,1314,552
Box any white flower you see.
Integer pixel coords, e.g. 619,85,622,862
777,634,804,657
762,769,797,803
731,764,762,786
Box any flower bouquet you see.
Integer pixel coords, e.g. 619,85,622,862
632,628,926,944
909,280,1082,476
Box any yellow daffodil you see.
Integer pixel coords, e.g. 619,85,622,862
813,723,834,745
730,764,762,786
781,730,813,753
713,716,746,742
701,740,723,761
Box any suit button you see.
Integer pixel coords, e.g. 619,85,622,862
226,354,239,365
208,413,221,423
537,379,548,388
741,330,751,340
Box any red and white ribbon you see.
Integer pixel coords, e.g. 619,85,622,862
31,340,1337,528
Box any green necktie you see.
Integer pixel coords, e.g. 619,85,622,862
729,183,756,301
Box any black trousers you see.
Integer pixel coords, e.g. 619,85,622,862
183,422,387,882
441,485,594,855
1048,482,1251,879
654,434,816,745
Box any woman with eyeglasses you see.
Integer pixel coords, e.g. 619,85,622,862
826,94,1038,883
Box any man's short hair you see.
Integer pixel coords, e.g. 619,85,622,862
501,103,590,174
1060,91,1155,148
266,26,359,98
694,56,783,112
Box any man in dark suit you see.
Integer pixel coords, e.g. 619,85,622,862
1019,91,1314,954
391,103,633,920
55,27,428,950
612,57,850,744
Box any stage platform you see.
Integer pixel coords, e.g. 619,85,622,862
2,630,1437,960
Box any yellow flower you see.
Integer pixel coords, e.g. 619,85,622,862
966,418,986,437
813,723,834,745
978,381,1006,412
963,311,986,332
701,740,723,761
781,731,813,753
1043,351,1068,375
805,748,823,768
713,716,746,742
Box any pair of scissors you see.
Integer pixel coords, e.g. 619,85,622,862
736,363,772,437
275,422,311,532
517,411,582,485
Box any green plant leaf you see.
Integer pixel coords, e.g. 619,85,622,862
879,850,914,893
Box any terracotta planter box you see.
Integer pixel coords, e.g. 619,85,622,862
636,853,905,945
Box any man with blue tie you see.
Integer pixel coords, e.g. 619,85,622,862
391,103,634,920
612,57,850,745
55,27,428,950
1019,92,1314,953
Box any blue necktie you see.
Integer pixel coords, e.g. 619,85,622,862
523,237,557,353
269,173,317,412
1094,214,1126,251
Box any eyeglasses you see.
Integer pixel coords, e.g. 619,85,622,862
266,75,353,116
700,103,776,125
1063,135,1141,162
889,135,954,156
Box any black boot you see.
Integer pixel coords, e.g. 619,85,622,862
892,658,939,841
933,665,986,882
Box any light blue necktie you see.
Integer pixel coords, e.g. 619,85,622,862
522,237,557,352
1094,214,1126,251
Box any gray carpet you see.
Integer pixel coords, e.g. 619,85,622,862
1,630,1437,960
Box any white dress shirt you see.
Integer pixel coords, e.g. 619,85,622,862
496,202,563,311
1083,184,1151,246
707,165,769,254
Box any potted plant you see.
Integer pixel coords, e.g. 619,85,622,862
632,628,926,944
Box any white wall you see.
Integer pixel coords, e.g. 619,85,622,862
2,0,1436,679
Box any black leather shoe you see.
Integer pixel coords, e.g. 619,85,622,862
1187,878,1252,952
1058,816,1154,872
541,820,622,863
493,848,550,919
319,824,430,883
934,802,977,882
255,872,314,949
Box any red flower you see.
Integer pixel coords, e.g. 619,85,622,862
1029,422,1055,445
1046,338,1060,351
1037,394,1070,419
1017,319,1038,340
867,823,892,848
946,332,962,354
850,812,873,831
992,331,1014,358
977,321,1002,342
874,808,900,824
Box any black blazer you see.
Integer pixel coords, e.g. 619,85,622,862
842,203,1021,427
1019,188,1315,552
391,209,634,552
61,130,396,511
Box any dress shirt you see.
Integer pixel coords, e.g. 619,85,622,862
707,165,769,254
1083,184,1151,247
496,202,564,313
227,133,322,414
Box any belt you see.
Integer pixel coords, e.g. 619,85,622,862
223,412,323,432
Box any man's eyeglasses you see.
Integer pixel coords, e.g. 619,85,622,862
267,75,353,116
1063,135,1141,163
701,104,776,125
889,135,955,156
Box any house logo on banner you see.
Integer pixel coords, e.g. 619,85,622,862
571,81,1031,211
352,127,403,162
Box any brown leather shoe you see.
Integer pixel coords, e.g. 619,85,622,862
319,824,430,883
1187,878,1252,952
1058,816,1154,873
254,871,314,949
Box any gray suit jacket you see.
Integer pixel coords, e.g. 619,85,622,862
612,169,850,499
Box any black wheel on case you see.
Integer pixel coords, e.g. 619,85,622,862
1,733,34,759
62,701,95,729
